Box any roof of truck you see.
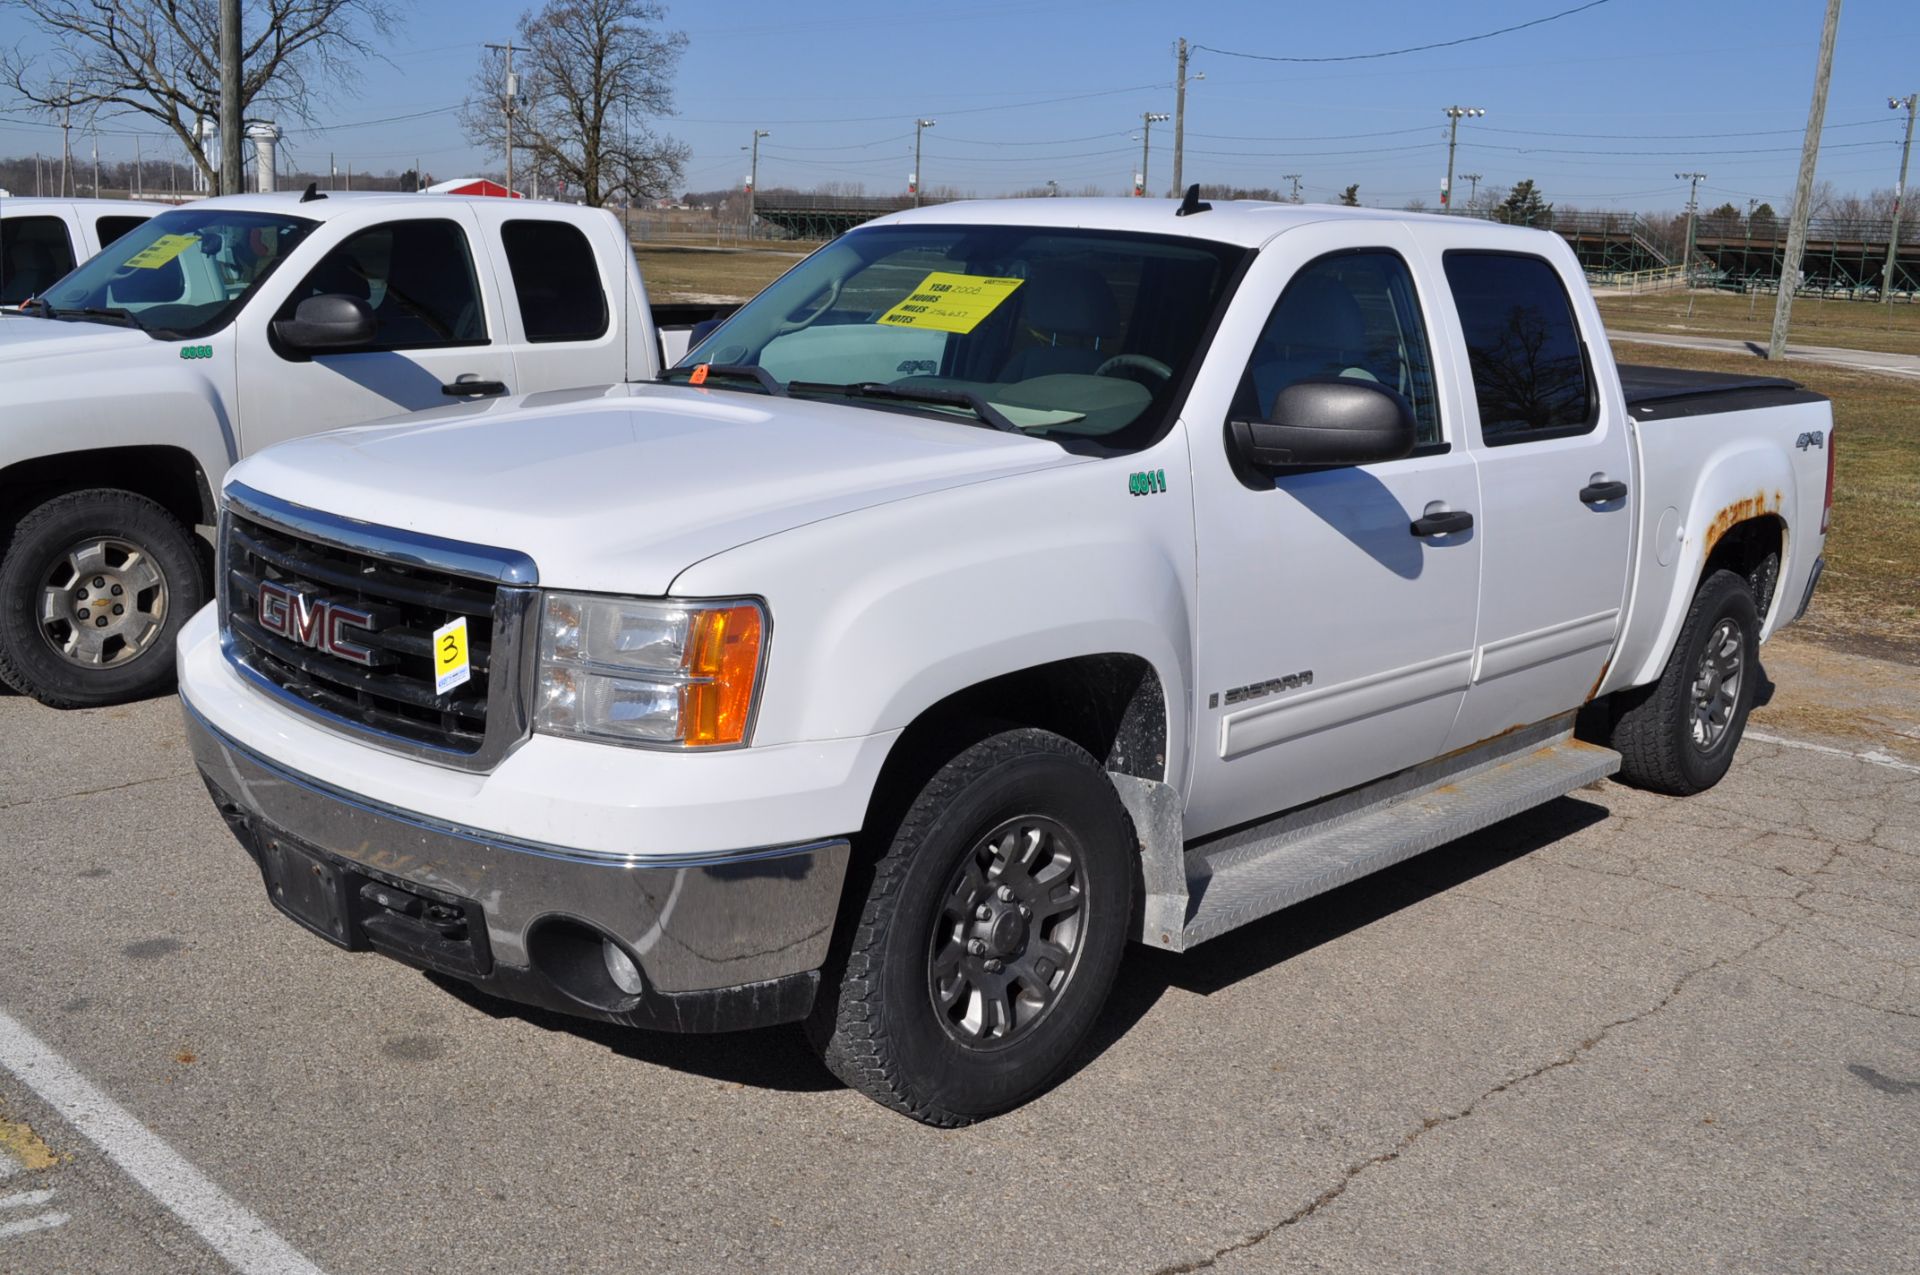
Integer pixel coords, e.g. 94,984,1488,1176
870,196,1559,249
146,190,581,221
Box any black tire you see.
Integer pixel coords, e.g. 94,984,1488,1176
0,489,207,708
812,727,1136,1125
1609,568,1759,796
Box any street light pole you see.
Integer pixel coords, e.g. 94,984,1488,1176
1441,106,1484,213
1138,111,1168,197
913,118,935,207
745,128,769,231
1883,93,1916,305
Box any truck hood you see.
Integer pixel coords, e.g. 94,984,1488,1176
0,314,154,364
230,383,1090,594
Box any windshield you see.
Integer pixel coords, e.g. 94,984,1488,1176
34,208,320,338
671,224,1247,451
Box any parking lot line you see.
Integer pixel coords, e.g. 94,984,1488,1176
0,1007,328,1275
1746,729,1920,774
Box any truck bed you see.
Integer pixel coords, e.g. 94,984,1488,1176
1618,363,1827,421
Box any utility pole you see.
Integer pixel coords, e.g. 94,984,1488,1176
1770,0,1843,361
1883,93,1916,305
1441,106,1484,213
1137,111,1168,197
744,128,769,229
134,135,142,197
1676,171,1707,276
1282,173,1302,203
59,89,72,197
485,42,519,195
219,0,243,195
1462,172,1483,212
913,118,935,207
91,125,100,196
1171,39,1201,195
1746,198,1761,317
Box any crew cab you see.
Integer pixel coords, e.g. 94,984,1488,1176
1,196,168,306
0,189,716,707
177,194,1833,1125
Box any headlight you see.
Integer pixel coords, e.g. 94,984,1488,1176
534,593,766,748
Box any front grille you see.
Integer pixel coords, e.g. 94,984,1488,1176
220,497,534,766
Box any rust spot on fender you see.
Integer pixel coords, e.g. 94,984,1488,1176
1704,488,1782,556
1585,655,1615,704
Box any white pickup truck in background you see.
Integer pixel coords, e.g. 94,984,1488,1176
177,194,1832,1125
0,189,722,707
1,196,167,305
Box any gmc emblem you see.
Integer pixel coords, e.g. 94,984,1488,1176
257,581,376,666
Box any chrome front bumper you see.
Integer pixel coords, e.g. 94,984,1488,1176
184,699,851,1033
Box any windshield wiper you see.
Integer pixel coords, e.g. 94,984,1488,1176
657,363,786,396
60,306,143,330
787,381,1022,434
16,297,56,319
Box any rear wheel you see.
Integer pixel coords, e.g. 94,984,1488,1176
1609,568,1758,795
0,489,206,708
812,727,1136,1125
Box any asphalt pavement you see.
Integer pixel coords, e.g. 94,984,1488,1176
1,684,1915,1274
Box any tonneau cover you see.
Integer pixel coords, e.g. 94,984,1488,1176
1618,364,1826,421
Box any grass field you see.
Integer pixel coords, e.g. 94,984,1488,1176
1599,291,1920,357
631,242,810,302
1612,340,1920,660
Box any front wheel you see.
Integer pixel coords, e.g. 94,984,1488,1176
1608,568,1759,795
812,727,1136,1125
0,489,207,708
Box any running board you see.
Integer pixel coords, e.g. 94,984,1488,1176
1136,717,1619,952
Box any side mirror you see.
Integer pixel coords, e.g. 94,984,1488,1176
1229,376,1417,469
272,294,376,353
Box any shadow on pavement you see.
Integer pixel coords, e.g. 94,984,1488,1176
423,794,1613,1099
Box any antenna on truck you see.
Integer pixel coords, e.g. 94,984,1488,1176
299,181,326,203
1175,183,1211,217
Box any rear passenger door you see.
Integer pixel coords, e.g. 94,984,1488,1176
234,209,519,453
477,207,625,393
1434,246,1634,750
0,214,78,305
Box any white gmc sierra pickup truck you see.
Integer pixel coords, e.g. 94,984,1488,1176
178,193,1833,1125
0,189,719,707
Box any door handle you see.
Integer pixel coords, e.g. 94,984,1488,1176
442,376,508,398
1580,479,1629,504
1410,509,1474,537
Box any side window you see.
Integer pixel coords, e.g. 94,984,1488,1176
95,215,149,248
1,216,78,305
1442,252,1593,444
1235,250,1442,449
277,219,487,351
501,220,608,343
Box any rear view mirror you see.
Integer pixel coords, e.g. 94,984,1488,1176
1229,376,1417,469
272,294,376,353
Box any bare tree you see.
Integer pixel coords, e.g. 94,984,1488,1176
463,0,688,206
4,1,397,190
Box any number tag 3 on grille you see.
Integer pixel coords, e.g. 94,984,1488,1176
433,617,471,695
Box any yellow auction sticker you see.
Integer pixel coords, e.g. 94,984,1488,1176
433,616,471,695
122,233,198,270
877,272,1024,335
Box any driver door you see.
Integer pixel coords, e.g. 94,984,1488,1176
1183,222,1483,838
233,209,517,455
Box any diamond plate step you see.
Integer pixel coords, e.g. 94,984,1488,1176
1173,732,1620,950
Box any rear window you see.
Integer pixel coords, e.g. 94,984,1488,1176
502,220,608,343
1,216,78,305
95,215,150,248
1441,251,1594,444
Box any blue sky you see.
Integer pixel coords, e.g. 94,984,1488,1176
2,0,1916,212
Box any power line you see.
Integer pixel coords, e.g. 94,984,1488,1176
1194,0,1615,64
